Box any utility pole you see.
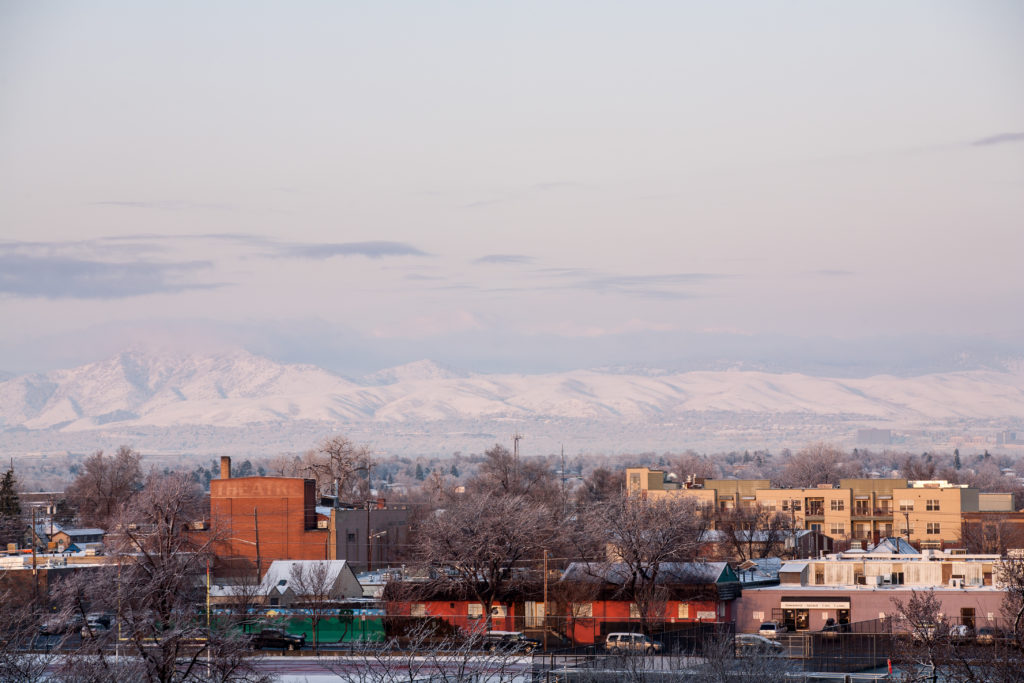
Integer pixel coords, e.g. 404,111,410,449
512,432,523,483
253,507,261,580
31,506,37,599
543,548,549,652
560,445,567,518
206,558,211,677
366,500,372,572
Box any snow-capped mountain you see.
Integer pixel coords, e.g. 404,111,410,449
1,349,1024,432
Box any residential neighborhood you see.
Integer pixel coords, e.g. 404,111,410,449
5,442,1024,682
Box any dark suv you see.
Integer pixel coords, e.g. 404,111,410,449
250,629,305,651
483,631,541,654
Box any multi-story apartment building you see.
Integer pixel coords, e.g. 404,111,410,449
626,467,1016,548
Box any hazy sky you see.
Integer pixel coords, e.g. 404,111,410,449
1,1,1022,376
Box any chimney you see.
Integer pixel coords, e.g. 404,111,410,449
220,456,231,479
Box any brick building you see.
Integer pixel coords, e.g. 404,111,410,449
206,457,408,574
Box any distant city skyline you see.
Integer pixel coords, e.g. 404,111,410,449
1,1,1021,375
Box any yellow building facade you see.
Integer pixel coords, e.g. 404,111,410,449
625,468,1014,547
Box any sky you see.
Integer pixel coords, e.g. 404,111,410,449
1,1,1022,377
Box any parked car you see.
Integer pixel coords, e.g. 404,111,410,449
80,623,111,639
758,622,788,638
735,633,785,657
604,632,663,654
39,614,84,636
976,627,997,645
482,631,541,654
910,623,938,642
950,624,973,643
250,629,305,651
86,612,113,629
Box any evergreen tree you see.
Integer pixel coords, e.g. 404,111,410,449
0,467,22,546
415,464,425,481
450,464,460,478
0,468,20,518
953,449,962,470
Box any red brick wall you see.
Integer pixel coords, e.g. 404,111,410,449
210,477,328,566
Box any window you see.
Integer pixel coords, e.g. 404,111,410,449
899,500,914,512
347,533,356,542
830,499,845,511
678,603,690,619
926,499,940,511
629,603,641,619
781,500,789,511
411,603,426,617
927,522,940,535
815,570,825,585
830,523,845,535
574,602,593,618
468,603,484,618
763,500,777,511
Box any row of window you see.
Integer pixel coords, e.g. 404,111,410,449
411,602,711,620
761,499,941,513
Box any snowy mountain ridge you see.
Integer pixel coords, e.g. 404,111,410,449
1,349,1024,436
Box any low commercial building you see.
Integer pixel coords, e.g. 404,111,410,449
734,546,1005,634
555,562,741,645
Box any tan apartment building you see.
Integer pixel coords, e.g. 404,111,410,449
625,468,1017,548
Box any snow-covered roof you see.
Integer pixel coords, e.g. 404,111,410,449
736,558,782,584
779,562,809,574
62,528,105,537
868,537,918,555
258,560,363,600
562,562,738,585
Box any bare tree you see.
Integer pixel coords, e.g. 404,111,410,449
329,618,527,682
288,561,335,655
575,467,625,505
269,436,373,500
779,442,854,488
713,504,788,562
52,472,269,683
413,491,554,631
0,574,48,683
64,446,143,527
673,450,717,481
695,630,797,683
892,589,950,683
467,444,559,504
579,496,707,632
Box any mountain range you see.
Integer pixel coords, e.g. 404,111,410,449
1,349,1022,455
